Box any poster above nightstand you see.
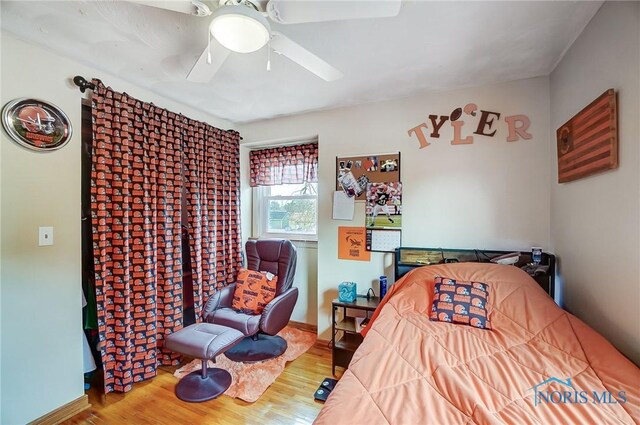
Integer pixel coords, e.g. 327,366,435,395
338,227,370,261
365,182,402,229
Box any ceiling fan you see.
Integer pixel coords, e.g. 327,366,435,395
129,0,402,83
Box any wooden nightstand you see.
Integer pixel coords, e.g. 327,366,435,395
331,296,380,375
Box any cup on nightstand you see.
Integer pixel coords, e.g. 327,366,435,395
532,247,543,265
379,275,388,299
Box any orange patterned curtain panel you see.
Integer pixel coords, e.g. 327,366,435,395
90,80,242,394
249,142,318,187
182,120,243,318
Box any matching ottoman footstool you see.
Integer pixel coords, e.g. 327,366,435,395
165,323,244,402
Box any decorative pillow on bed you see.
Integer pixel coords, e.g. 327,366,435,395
232,269,278,314
429,276,491,329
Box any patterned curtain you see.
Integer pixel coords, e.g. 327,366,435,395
183,123,243,317
249,142,318,187
90,81,241,393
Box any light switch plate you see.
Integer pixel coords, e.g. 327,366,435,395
39,226,54,246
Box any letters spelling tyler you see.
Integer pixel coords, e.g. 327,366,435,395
407,103,532,149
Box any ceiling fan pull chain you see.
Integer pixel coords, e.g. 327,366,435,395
267,38,272,72
207,32,212,64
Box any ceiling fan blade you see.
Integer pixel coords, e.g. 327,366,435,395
270,32,343,81
266,0,401,24
186,40,231,83
128,0,212,16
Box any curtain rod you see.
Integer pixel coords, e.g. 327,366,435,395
245,137,317,150
73,76,96,93
73,75,240,139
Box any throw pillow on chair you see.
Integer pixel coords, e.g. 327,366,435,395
232,269,278,314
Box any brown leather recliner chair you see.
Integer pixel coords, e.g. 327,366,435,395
202,239,298,362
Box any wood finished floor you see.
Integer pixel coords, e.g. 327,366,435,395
64,344,340,425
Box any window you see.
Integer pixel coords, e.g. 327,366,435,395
249,141,318,240
254,182,318,240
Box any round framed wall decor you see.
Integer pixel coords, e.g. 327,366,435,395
2,98,73,151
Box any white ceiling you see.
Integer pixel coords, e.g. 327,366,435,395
1,1,602,123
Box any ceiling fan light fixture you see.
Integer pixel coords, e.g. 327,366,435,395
210,5,271,54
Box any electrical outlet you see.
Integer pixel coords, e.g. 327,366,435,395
39,226,54,246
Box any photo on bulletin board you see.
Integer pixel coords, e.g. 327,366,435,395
337,169,369,198
336,152,400,201
366,182,402,229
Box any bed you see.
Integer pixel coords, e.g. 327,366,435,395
315,257,640,424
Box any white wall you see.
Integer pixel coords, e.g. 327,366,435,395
240,77,552,339
550,2,640,364
0,33,232,424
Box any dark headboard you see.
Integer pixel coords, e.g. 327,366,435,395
394,247,556,298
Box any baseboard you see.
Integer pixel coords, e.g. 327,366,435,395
288,320,317,334
29,394,90,425
314,338,331,350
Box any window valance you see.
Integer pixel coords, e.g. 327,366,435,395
249,142,318,187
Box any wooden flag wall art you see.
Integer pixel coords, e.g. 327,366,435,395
556,89,618,183
407,103,531,149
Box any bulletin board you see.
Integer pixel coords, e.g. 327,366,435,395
336,152,401,201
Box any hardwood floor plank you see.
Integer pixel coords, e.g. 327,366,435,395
64,346,341,425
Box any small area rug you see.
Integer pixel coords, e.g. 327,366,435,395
174,326,316,402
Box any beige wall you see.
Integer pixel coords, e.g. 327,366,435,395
289,241,318,325
550,1,640,364
240,76,552,339
0,33,232,424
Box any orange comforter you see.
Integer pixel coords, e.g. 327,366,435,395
315,263,640,424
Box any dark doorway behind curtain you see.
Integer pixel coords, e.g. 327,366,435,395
89,81,242,393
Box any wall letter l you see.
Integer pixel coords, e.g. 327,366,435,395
451,121,474,145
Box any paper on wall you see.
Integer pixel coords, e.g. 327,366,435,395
338,227,370,261
332,191,355,220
